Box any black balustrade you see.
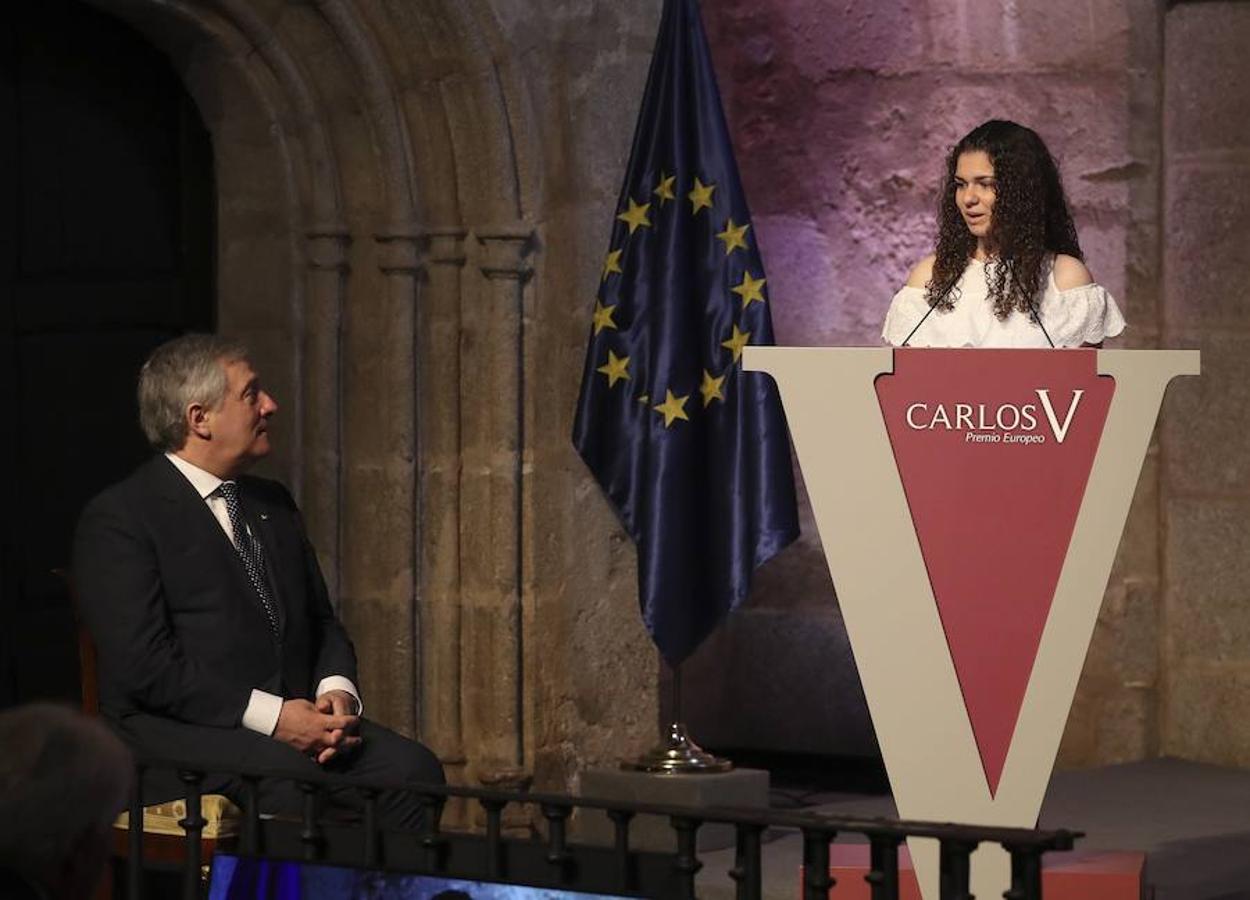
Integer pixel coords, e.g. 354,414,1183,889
866,832,902,900
361,787,380,868
1004,840,1044,900
116,755,1078,900
127,763,144,900
938,838,977,900
670,815,702,899
802,825,836,900
175,770,204,899
607,806,634,888
298,780,322,861
730,822,764,900
481,796,507,880
241,775,262,857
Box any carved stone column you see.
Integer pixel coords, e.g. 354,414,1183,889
460,225,534,791
416,227,468,779
302,230,350,599
339,231,421,735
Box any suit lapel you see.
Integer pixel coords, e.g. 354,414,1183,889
151,456,281,636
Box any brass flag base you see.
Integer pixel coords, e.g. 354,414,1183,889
621,722,734,774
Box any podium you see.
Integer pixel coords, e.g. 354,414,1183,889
742,348,1198,900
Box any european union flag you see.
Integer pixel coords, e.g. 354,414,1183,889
572,0,800,664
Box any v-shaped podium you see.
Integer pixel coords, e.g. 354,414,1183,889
743,347,1199,900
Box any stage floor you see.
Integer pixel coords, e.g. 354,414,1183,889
697,757,1250,900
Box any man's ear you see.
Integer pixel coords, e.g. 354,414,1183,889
186,402,211,441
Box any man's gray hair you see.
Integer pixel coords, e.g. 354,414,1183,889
0,704,132,883
138,333,249,451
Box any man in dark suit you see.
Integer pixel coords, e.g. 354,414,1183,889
74,334,443,828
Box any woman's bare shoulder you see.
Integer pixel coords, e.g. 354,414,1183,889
1052,254,1093,290
905,254,936,288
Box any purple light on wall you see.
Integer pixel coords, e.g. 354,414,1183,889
702,0,1132,348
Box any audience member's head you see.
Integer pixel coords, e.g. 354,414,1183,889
0,703,132,899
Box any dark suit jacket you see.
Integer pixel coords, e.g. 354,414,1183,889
72,455,356,730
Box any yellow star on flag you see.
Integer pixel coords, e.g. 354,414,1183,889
602,248,623,281
731,270,767,308
653,172,676,205
596,349,630,388
687,177,716,214
653,389,690,428
617,198,652,235
715,218,750,255
591,300,618,335
699,369,726,407
721,324,752,362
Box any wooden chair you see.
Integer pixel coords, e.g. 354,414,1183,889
65,572,239,897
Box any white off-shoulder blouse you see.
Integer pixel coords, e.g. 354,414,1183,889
881,257,1127,348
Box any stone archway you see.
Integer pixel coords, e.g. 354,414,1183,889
79,0,542,795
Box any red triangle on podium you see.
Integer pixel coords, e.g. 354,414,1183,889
875,350,1113,795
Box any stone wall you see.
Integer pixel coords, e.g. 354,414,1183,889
1159,2,1250,765
89,0,663,800
82,0,1250,796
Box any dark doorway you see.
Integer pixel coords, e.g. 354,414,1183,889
0,1,215,708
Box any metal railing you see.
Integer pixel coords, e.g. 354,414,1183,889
122,757,1079,900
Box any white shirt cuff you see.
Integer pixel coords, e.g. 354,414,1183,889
241,689,284,736
315,676,362,715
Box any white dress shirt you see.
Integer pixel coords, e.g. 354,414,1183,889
165,453,362,736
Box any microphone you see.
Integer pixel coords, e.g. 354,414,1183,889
1027,297,1055,348
901,263,1055,348
901,300,941,347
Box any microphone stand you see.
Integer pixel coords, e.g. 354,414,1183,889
621,657,732,773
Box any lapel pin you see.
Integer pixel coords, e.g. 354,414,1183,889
259,513,270,521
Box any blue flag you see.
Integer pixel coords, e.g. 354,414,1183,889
572,0,800,664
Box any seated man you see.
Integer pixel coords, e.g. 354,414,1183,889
74,334,443,828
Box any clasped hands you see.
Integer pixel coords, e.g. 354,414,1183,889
274,689,362,764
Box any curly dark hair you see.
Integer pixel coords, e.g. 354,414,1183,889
925,120,1083,320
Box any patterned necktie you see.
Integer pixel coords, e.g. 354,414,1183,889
217,481,279,638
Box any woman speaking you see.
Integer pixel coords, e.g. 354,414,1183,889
882,120,1126,348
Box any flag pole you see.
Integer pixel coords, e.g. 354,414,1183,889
573,0,799,776
621,657,733,773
